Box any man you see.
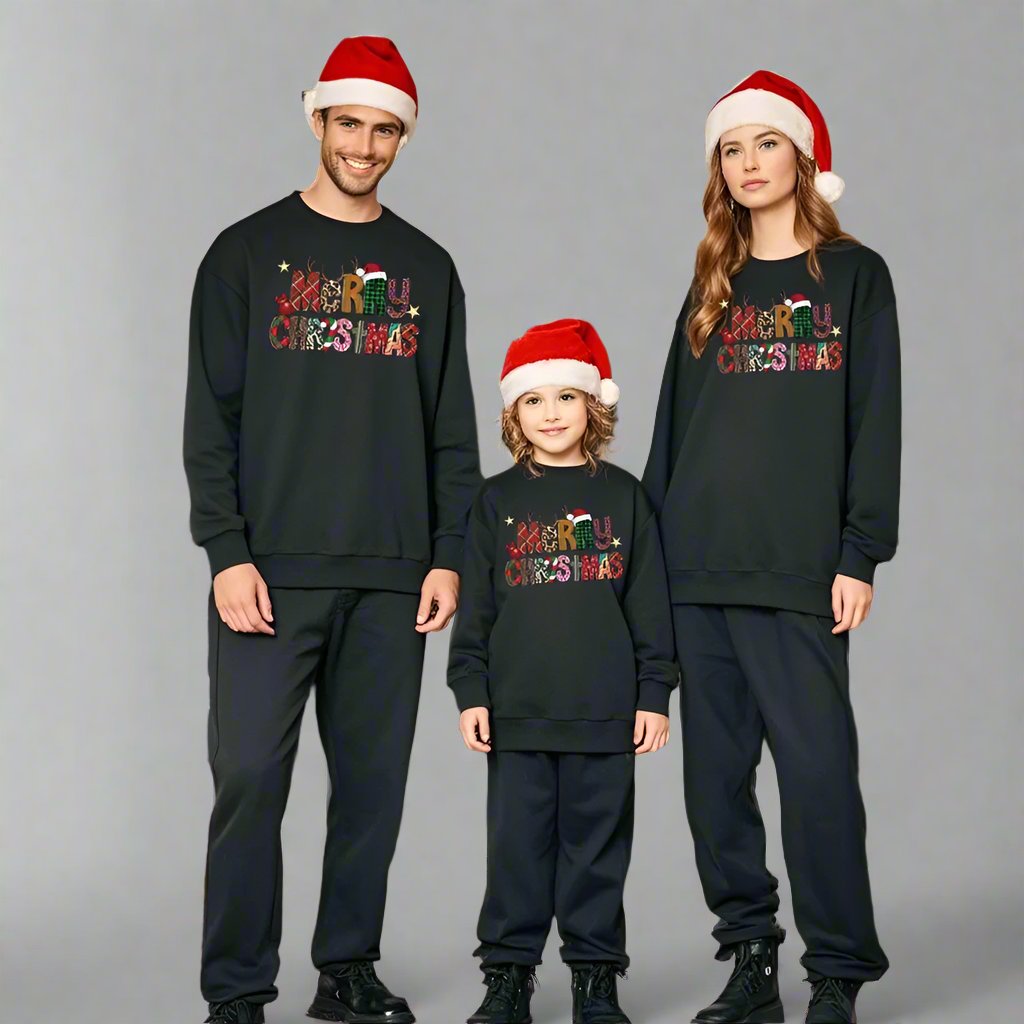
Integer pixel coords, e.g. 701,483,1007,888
183,36,482,1024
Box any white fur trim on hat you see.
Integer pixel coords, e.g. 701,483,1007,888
500,358,601,408
814,170,845,203
303,77,417,148
705,88,814,164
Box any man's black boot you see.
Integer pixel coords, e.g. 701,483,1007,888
467,963,536,1024
805,976,862,1023
205,999,265,1024
569,962,631,1024
307,961,415,1023
692,937,783,1023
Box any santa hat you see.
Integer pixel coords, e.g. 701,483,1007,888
500,319,620,409
786,292,811,310
302,37,418,149
705,70,845,203
356,262,387,283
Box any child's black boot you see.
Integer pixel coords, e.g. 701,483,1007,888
569,962,630,1024
804,976,862,1023
467,963,536,1024
204,999,265,1023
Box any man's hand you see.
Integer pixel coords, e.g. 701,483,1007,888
213,563,275,635
634,711,670,754
831,573,873,634
459,707,491,752
415,568,460,633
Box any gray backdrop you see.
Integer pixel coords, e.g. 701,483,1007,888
3,3,1021,1022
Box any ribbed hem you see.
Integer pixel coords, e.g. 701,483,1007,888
491,717,635,753
450,674,490,712
836,542,878,585
431,534,465,575
252,554,428,593
636,679,673,716
668,570,833,617
203,530,253,578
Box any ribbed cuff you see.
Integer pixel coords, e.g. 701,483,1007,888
449,673,490,712
636,679,672,716
836,542,877,585
431,534,465,575
203,530,253,578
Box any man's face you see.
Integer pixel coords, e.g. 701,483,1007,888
317,104,404,196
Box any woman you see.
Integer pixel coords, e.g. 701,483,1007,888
642,70,900,1024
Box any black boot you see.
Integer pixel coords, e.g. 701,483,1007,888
569,962,630,1024
805,977,862,1023
467,963,536,1023
205,1000,265,1024
307,961,415,1023
693,937,783,1023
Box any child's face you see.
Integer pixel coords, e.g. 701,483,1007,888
516,386,589,461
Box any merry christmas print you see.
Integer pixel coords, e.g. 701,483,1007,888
717,292,843,374
268,257,421,357
503,507,625,587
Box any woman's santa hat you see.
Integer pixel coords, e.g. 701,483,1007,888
302,36,418,149
500,319,620,409
705,70,845,203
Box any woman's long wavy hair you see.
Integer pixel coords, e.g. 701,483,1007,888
686,145,859,358
500,392,617,478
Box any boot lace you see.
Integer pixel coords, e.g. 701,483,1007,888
205,1000,256,1024
728,944,771,999
480,965,535,1012
334,960,383,989
808,976,858,1013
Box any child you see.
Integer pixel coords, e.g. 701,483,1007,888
447,318,679,1024
643,70,900,1024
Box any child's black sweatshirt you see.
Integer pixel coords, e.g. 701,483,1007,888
183,192,482,591
642,242,901,616
447,460,679,753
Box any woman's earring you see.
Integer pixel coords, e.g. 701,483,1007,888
729,196,736,214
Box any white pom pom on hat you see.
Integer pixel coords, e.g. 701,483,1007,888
705,69,845,203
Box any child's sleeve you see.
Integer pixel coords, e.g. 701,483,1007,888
621,500,680,716
446,488,497,712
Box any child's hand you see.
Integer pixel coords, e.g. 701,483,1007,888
459,707,492,752
634,711,670,754
831,573,873,633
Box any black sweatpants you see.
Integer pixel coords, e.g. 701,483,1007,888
200,586,426,1005
475,750,635,969
672,604,888,982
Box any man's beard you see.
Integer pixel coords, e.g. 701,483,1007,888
323,150,389,196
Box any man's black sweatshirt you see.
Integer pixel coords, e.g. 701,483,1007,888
642,242,901,617
447,460,679,753
183,191,482,591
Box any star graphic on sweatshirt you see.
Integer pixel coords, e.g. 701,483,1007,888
611,536,621,547
408,305,420,318
832,325,842,337
504,516,514,526
278,260,290,272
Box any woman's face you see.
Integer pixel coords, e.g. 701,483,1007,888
515,386,589,460
718,124,798,211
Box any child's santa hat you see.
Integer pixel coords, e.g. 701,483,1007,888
705,70,845,203
302,36,418,149
500,319,620,409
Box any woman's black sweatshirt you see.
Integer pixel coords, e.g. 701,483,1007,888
447,460,679,753
642,242,901,616
183,191,482,591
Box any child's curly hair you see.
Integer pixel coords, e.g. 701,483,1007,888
500,392,617,478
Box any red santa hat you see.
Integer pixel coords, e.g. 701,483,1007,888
356,262,387,283
500,319,620,409
302,36,418,149
705,70,845,203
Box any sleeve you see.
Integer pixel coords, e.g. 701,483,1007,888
641,291,694,516
182,263,252,578
429,267,484,575
446,489,496,712
621,506,680,716
836,274,902,584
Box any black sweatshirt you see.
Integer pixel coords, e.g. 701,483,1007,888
183,191,482,591
642,242,901,617
447,460,679,753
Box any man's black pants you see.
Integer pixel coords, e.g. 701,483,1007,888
671,604,889,982
200,586,426,1005
474,750,635,970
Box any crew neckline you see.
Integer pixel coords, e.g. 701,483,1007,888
533,461,592,472
289,189,391,227
747,248,810,264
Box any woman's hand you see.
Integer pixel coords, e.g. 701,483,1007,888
831,573,873,633
459,707,492,752
634,711,670,754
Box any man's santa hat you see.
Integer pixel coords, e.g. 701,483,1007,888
500,319,620,409
705,70,845,203
302,36,418,149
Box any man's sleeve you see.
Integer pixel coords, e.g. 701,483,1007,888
182,264,252,578
446,490,496,712
429,269,483,575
